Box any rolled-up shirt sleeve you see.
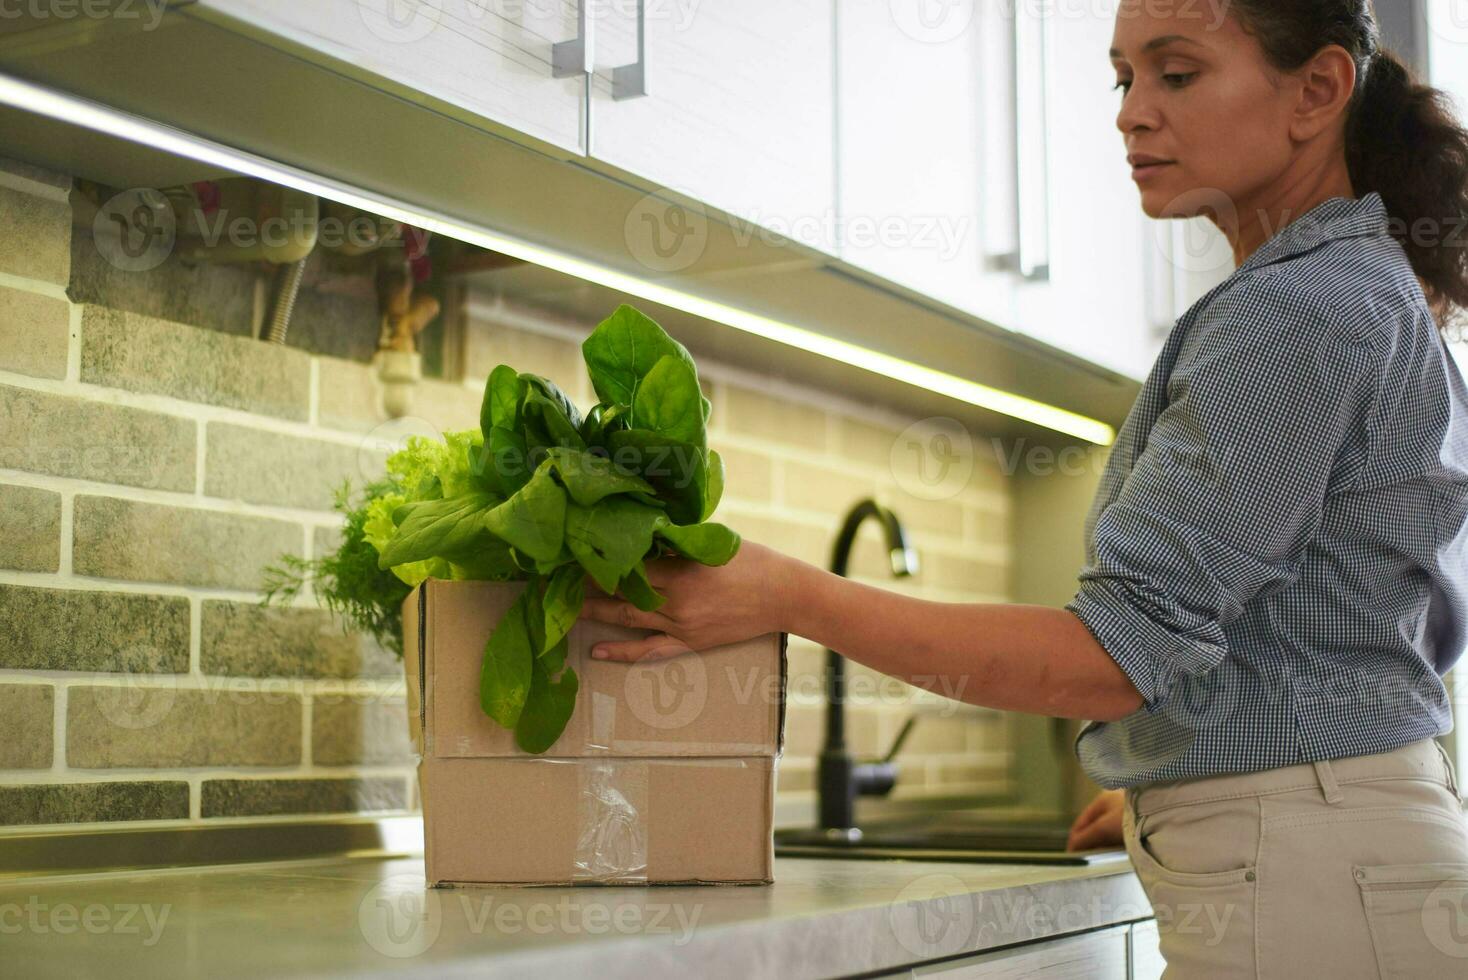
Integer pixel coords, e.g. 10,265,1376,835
1066,278,1379,713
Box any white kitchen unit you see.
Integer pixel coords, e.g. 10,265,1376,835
1128,919,1167,979
834,0,1014,326
1002,1,1161,380
1428,3,1468,110
1143,213,1235,341
587,0,837,254
194,0,589,154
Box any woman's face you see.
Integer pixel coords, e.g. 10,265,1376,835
1110,1,1298,222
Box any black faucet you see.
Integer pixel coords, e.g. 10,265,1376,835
817,498,919,839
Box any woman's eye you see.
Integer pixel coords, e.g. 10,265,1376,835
1112,79,1131,93
1162,72,1198,87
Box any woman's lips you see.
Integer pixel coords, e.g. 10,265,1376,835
1130,160,1175,182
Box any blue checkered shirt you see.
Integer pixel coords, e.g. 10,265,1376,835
1067,191,1468,789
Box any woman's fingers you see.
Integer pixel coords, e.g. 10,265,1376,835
1066,791,1125,851
588,633,694,663
579,595,678,633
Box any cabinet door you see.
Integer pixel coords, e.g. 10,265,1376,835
910,924,1130,978
1142,214,1233,341
195,0,588,154
834,0,1013,325
587,0,836,253
1006,1,1157,379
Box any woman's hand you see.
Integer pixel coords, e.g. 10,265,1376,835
1066,789,1126,851
578,540,801,662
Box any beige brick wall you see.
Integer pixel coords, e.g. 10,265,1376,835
0,161,424,830
0,158,1021,833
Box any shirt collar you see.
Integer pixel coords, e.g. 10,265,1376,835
1236,191,1391,275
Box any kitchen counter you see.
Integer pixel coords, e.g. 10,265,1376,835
0,849,1150,978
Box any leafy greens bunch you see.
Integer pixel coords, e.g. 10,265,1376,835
373,304,739,753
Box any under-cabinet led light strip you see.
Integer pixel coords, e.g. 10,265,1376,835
0,73,1116,445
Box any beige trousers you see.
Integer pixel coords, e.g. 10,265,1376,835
1122,737,1468,978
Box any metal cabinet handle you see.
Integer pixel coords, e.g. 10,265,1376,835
1012,7,1052,281
611,0,647,100
551,0,593,77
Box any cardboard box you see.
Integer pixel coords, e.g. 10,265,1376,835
403,579,787,886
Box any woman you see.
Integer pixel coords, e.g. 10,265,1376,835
581,1,1468,975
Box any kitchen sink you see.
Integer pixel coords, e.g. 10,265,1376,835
774,813,1130,866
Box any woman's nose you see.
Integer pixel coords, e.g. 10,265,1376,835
1116,86,1159,137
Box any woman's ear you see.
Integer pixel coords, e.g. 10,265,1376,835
1289,44,1358,142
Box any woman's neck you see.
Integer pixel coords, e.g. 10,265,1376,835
1221,163,1358,266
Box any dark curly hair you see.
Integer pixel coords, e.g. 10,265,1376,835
1229,1,1468,331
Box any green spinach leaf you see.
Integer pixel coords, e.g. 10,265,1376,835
480,584,535,728
482,460,567,563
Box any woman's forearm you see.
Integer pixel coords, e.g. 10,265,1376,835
775,557,1144,722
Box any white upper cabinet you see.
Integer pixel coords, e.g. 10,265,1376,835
586,0,837,254
1003,1,1230,378
834,0,1013,325
195,0,589,154
1005,1,1157,378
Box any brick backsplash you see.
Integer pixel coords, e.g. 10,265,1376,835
0,156,1018,833
0,285,68,380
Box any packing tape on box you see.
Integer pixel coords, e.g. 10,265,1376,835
574,692,648,883
568,693,765,883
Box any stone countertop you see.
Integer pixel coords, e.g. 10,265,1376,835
1,850,1150,979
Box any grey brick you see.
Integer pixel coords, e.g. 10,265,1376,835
0,782,189,827
0,585,189,672
0,286,69,379
463,321,587,403
413,379,483,433
73,496,300,591
201,777,407,817
312,696,413,766
0,184,70,285
201,600,399,679
315,357,380,434
0,484,61,572
0,385,196,492
67,686,302,768
205,422,383,512
313,524,341,560
80,306,310,421
0,684,54,769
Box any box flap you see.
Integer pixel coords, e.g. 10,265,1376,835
403,580,786,759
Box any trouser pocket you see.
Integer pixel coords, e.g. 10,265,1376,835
1355,861,1468,977
1123,795,1257,978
